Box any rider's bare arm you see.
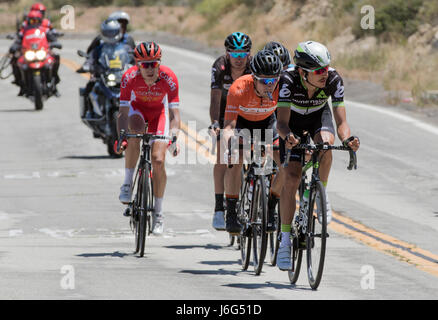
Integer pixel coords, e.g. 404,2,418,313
333,105,360,151
210,89,222,126
117,106,129,138
276,106,291,140
169,107,181,138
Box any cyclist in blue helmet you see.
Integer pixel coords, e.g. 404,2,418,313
209,32,252,231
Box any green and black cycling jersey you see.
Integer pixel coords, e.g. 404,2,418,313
211,55,251,127
277,66,345,114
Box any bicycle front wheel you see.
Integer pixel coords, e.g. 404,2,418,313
138,167,151,257
133,170,144,254
239,181,252,270
252,176,268,275
269,198,281,266
306,180,327,290
288,189,304,284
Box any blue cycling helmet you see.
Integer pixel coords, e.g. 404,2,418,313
224,32,252,51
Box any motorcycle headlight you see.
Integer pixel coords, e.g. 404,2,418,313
24,50,36,61
107,73,117,86
35,49,46,61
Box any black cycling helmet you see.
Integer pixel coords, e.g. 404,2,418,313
293,41,331,70
224,32,252,51
250,50,282,77
263,41,291,69
100,19,122,44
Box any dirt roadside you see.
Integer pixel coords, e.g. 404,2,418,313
3,28,438,128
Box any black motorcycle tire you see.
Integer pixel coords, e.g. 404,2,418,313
33,73,43,111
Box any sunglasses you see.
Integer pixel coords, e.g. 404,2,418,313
253,75,279,85
138,61,160,69
228,51,250,59
306,65,329,75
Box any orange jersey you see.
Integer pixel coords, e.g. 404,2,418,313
224,74,278,123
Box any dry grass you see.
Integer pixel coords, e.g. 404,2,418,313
1,1,436,106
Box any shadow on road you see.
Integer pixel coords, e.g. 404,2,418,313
76,251,129,258
223,282,312,291
179,268,240,276
0,108,35,112
164,244,224,250
60,155,115,160
199,260,239,266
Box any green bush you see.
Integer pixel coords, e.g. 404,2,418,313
194,0,240,20
353,0,424,40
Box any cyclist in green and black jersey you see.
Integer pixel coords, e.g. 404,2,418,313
276,41,360,271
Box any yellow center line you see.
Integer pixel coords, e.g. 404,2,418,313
62,56,438,277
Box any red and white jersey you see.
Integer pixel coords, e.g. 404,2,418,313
120,64,180,112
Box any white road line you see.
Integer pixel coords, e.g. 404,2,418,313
347,100,438,136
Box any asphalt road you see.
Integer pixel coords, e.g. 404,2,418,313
0,37,437,301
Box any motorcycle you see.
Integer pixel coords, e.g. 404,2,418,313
77,42,133,158
14,27,62,110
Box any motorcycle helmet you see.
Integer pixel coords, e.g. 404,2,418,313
100,19,122,44
27,10,43,27
30,3,46,17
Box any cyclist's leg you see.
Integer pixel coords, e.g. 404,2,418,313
311,104,335,185
148,108,170,200
119,107,145,203
312,105,335,223
125,109,145,169
277,159,301,270
151,141,167,198
314,130,334,184
224,148,243,234
149,109,170,234
213,133,227,230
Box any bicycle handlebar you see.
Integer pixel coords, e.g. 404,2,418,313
117,129,174,154
283,143,358,170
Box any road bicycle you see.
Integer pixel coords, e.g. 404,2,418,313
118,129,174,257
228,139,276,275
282,133,357,289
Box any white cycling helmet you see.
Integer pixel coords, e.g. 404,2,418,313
293,41,331,70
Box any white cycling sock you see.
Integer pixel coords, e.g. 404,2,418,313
124,168,135,185
281,232,291,247
154,197,163,215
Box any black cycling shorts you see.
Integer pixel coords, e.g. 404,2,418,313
280,104,335,163
235,114,279,149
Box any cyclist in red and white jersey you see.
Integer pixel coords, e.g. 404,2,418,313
116,41,181,235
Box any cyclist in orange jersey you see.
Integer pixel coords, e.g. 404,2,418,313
222,50,283,234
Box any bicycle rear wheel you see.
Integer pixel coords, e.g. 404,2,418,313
306,180,327,290
269,199,281,266
252,176,268,275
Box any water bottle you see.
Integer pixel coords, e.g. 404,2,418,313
297,189,309,226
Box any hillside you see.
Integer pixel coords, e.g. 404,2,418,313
1,0,438,107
